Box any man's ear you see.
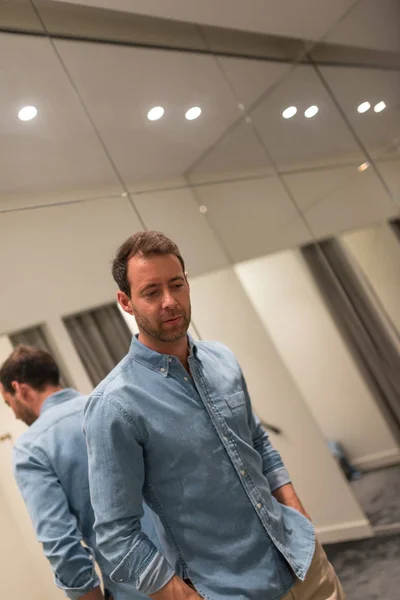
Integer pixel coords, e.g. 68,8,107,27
117,291,134,316
13,381,30,399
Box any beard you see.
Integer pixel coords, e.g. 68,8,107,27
15,399,37,426
134,304,191,343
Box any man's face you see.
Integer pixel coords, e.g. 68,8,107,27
119,253,191,344
0,383,38,426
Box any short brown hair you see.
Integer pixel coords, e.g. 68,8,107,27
112,231,185,296
0,345,60,394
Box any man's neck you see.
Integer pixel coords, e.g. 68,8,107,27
34,386,63,417
138,332,189,367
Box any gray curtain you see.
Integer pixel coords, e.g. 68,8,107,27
64,304,132,386
301,239,400,442
389,218,400,243
10,325,69,388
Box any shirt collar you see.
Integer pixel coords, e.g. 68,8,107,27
40,388,81,415
129,333,199,377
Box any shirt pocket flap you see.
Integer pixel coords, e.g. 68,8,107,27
225,391,246,410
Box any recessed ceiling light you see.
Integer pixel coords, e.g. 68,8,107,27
185,106,202,121
282,106,297,119
357,161,370,172
147,106,164,121
357,101,371,114
374,101,386,113
18,106,38,121
304,105,319,119
199,205,208,214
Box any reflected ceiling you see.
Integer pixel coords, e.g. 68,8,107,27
0,0,399,257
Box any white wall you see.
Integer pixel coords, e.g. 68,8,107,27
342,224,400,336
190,267,372,543
236,251,400,471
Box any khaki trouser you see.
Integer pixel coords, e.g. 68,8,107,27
281,541,345,600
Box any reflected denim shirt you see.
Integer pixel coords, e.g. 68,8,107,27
84,337,315,600
13,389,160,600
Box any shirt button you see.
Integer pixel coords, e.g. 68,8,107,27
184,377,189,381
223,436,228,442
257,503,262,509
241,470,246,476
160,368,165,373
168,358,172,362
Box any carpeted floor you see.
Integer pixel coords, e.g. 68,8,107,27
351,465,400,526
325,533,400,599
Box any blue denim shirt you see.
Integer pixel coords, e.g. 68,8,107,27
84,337,315,600
12,389,161,600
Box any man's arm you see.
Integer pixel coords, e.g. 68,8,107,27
13,445,102,600
272,483,311,521
84,394,199,600
241,372,311,520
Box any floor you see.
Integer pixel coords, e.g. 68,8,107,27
325,533,400,599
351,464,400,527
322,465,400,599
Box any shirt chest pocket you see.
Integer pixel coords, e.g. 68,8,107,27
214,391,251,442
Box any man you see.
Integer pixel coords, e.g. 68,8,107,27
0,345,161,600
84,231,345,600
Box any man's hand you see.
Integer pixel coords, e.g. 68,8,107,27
273,483,312,521
151,576,202,600
80,586,104,600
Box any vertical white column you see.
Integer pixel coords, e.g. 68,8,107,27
236,250,400,470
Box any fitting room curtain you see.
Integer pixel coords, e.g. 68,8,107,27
301,238,400,442
389,218,400,243
64,303,132,386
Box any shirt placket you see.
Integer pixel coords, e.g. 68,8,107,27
188,357,278,535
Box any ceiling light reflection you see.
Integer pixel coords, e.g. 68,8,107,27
304,105,319,118
374,101,386,113
282,106,297,119
185,106,202,120
18,106,38,121
147,106,164,121
357,101,371,114
357,161,370,172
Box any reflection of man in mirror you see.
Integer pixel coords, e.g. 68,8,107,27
0,345,158,600
84,231,345,600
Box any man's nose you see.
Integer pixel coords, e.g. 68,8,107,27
162,289,177,309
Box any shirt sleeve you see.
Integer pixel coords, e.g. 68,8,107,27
241,372,292,492
83,393,175,596
13,444,100,600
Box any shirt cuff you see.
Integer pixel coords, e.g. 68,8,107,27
55,572,101,600
267,466,292,492
111,544,175,596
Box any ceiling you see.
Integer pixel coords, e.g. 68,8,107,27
0,0,399,281
0,28,399,208
48,0,400,53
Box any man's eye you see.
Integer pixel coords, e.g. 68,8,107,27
145,291,158,298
